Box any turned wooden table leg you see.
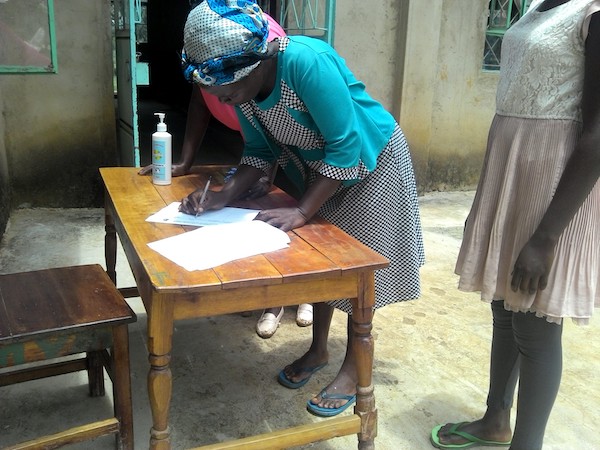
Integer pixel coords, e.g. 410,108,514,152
351,271,377,450
147,295,174,450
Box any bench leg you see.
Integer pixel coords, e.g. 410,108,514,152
87,350,106,397
105,200,118,285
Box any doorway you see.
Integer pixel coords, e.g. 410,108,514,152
113,0,335,169
114,0,244,169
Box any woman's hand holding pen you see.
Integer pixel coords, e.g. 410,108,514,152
179,189,226,215
179,177,227,216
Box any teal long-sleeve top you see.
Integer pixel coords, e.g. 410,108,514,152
237,36,397,194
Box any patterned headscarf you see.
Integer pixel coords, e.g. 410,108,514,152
182,0,272,86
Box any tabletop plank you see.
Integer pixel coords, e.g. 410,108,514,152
294,217,389,273
262,233,340,282
212,254,283,289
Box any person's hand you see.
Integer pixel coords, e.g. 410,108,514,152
138,164,153,176
178,188,227,216
239,175,272,200
171,163,190,177
510,236,556,294
255,207,308,232
138,163,191,177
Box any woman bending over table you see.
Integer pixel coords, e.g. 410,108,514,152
179,0,425,417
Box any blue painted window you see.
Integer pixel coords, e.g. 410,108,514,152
0,0,57,73
483,0,532,70
261,0,336,47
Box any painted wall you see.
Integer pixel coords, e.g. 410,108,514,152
0,0,116,211
335,0,499,191
335,0,401,117
0,98,8,237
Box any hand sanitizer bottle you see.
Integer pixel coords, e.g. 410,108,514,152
152,112,172,185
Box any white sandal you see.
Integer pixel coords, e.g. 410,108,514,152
256,307,284,338
296,303,313,327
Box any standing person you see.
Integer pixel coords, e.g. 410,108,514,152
179,0,425,417
139,1,311,337
431,1,600,449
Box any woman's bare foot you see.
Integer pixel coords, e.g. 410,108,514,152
435,417,512,447
281,351,328,385
309,361,357,410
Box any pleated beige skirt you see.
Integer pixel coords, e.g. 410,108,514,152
455,114,600,324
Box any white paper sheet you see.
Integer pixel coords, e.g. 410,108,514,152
146,202,260,227
147,220,290,271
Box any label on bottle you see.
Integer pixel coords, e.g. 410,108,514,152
152,138,171,185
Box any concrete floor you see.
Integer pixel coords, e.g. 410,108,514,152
1,191,599,450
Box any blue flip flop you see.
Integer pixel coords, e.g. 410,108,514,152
306,389,356,417
430,422,512,449
277,363,327,389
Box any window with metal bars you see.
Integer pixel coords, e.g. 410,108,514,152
280,0,335,45
0,0,58,73
259,0,336,47
483,0,532,70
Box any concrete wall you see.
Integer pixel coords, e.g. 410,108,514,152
0,0,116,210
0,92,8,236
334,0,401,111
335,0,499,191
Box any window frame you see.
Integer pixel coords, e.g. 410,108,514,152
279,0,336,46
482,0,532,71
0,0,58,74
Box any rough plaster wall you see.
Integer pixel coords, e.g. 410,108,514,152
427,2,498,190
400,0,499,191
4,0,116,208
334,0,399,111
398,0,444,189
0,89,8,237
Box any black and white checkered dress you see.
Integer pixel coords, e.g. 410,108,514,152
239,37,424,313
319,127,425,313
241,105,424,313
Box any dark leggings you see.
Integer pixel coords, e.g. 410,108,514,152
487,300,563,450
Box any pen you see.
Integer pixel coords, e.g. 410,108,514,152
196,176,212,217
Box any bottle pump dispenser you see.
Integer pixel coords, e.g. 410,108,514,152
152,112,172,185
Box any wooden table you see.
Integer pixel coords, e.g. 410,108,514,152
100,166,389,450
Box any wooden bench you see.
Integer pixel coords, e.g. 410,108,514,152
0,264,136,449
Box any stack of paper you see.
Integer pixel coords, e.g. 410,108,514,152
147,220,290,271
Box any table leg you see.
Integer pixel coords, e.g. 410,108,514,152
351,271,377,450
104,197,117,285
147,294,174,450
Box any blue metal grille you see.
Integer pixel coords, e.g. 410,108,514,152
483,0,531,70
279,0,336,46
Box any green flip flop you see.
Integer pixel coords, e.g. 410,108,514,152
430,422,511,449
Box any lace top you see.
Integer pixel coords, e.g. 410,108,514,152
496,0,600,121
